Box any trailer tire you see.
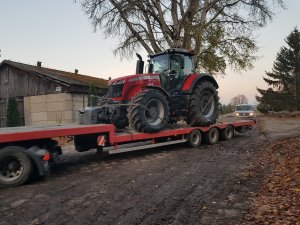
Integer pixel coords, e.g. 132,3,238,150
187,129,202,148
204,127,219,145
220,125,234,140
128,89,169,133
0,146,32,188
187,81,219,126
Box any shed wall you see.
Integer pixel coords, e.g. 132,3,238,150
24,93,88,126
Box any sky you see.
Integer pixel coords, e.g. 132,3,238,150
0,0,299,104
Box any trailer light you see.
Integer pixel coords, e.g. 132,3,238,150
42,152,51,161
128,75,160,82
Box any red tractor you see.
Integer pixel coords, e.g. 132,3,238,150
80,48,219,133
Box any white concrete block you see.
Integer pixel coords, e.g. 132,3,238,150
30,102,47,113
47,102,66,111
31,112,47,122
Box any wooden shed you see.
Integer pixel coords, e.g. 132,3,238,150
0,60,107,127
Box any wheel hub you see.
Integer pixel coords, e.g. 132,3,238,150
145,99,164,126
0,157,24,182
149,107,159,118
8,161,19,171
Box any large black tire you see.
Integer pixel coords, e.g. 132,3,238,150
0,146,32,188
187,81,219,126
220,125,234,140
128,89,169,133
204,127,219,145
187,129,202,148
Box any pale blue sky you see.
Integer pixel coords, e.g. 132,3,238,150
0,0,299,104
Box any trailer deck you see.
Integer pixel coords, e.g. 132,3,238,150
0,120,255,188
0,120,254,144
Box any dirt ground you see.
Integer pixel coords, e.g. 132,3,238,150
0,115,300,225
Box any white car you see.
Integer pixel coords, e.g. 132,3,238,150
234,104,256,120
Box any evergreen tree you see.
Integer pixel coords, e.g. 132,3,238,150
219,103,234,114
257,27,300,112
6,97,21,127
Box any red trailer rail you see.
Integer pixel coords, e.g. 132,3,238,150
0,124,115,143
0,120,254,188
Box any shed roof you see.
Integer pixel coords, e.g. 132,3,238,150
0,60,107,88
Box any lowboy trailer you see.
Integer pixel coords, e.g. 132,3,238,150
0,120,254,188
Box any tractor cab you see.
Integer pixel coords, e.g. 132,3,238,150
147,49,195,91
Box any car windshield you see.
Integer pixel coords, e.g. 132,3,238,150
235,105,253,111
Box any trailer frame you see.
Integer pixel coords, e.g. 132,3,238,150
0,120,254,188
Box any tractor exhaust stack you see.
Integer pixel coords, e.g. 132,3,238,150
135,53,144,74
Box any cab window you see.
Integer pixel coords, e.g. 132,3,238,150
150,54,169,74
183,55,194,75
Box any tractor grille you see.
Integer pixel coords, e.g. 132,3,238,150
108,83,124,98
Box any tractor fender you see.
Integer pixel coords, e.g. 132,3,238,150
181,73,219,94
143,85,170,100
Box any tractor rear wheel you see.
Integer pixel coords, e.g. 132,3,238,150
128,89,169,133
187,81,219,126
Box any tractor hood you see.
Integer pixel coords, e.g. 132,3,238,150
107,73,161,101
108,73,160,86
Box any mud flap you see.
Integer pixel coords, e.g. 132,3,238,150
27,146,51,177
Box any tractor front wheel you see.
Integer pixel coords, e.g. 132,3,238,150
128,89,169,133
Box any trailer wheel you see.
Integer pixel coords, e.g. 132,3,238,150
187,129,202,148
204,127,219,145
0,146,32,188
220,125,234,140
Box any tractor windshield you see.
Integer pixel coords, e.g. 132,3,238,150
149,52,195,91
149,54,194,75
149,54,169,74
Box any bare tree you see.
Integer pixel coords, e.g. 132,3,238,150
81,0,284,74
230,94,248,106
